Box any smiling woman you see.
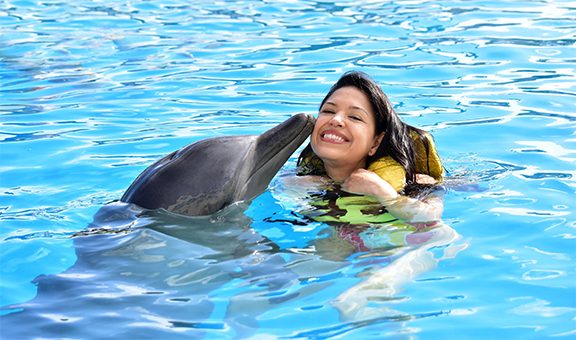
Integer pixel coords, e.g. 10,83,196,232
297,71,445,223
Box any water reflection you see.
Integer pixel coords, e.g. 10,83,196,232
332,222,463,321
2,193,464,338
270,175,465,323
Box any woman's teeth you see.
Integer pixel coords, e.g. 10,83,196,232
323,133,346,142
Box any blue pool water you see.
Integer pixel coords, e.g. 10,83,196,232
1,0,575,338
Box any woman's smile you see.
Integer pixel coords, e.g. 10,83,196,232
320,130,349,144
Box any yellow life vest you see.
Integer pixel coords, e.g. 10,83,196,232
411,130,444,180
297,130,443,192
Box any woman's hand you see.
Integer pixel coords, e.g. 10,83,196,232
341,168,398,201
415,174,438,185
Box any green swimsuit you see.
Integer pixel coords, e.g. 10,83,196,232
303,188,437,252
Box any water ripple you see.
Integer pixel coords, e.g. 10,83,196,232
1,0,575,338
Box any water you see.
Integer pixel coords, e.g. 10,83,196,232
1,0,575,338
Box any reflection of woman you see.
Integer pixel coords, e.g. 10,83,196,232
297,70,444,224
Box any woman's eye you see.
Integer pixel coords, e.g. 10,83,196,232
349,115,363,122
320,110,335,115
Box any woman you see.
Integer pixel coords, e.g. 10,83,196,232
296,71,444,223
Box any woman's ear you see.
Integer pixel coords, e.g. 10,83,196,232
368,133,384,156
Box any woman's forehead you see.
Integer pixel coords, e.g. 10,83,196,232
325,87,371,108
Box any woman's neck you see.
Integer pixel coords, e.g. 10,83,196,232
323,159,366,182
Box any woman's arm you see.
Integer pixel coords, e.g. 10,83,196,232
341,169,444,223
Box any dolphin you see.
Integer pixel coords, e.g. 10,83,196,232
0,114,315,338
121,113,315,216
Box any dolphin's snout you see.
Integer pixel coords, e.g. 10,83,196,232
261,112,315,144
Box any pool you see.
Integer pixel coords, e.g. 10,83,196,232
1,0,575,338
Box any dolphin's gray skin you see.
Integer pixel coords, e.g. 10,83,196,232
121,113,314,216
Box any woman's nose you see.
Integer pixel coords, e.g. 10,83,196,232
329,112,344,127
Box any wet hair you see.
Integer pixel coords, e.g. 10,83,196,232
298,70,431,183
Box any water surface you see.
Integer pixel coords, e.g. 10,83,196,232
1,0,575,338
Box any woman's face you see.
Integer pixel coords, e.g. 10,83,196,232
311,86,383,169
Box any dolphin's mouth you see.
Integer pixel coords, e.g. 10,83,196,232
256,112,315,168
240,113,315,200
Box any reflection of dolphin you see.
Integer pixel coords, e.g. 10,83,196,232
1,203,301,339
121,113,315,216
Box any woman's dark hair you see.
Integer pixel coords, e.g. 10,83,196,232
298,70,429,183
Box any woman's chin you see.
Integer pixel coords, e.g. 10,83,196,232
312,144,346,160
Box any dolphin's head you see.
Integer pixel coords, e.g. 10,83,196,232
237,113,315,202
121,113,315,216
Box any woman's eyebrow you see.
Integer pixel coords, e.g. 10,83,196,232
322,101,369,116
350,105,369,113
324,102,367,111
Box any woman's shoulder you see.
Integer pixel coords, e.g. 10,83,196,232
367,157,406,192
367,129,444,190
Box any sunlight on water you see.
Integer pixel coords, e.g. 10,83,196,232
1,0,575,338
